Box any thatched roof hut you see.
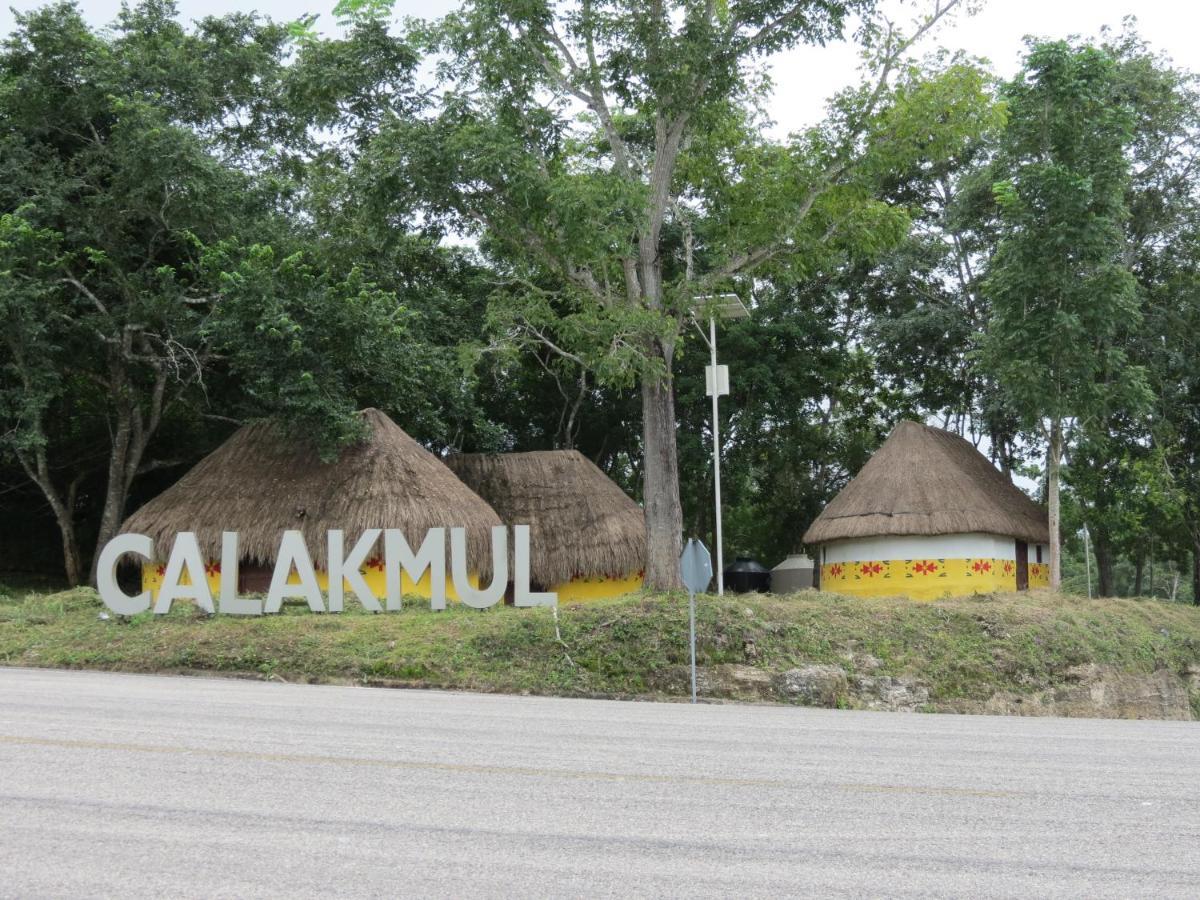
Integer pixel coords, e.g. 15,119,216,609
803,420,1049,546
447,450,646,588
121,408,502,573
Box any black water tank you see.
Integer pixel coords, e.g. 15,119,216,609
723,557,771,593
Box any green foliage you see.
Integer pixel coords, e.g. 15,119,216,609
2,4,1198,599
333,0,393,23
0,2,479,581
199,241,421,454
981,40,1147,431
2,584,1198,711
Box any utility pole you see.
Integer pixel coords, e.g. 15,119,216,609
691,294,749,596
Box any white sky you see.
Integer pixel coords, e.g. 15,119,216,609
2,1,1197,137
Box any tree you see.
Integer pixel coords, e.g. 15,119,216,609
1051,26,1200,602
0,2,299,582
373,0,995,588
1142,211,1200,605
980,39,1149,590
0,2,446,583
1110,29,1200,605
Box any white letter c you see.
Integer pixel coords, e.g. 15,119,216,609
97,533,154,615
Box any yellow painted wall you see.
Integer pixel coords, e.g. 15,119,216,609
820,557,1020,601
141,562,223,599
1028,562,1050,589
141,560,479,603
551,571,645,603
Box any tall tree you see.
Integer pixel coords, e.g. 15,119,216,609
981,39,1149,589
1141,203,1200,605
379,0,995,588
0,2,297,582
0,3,441,583
1059,28,1200,599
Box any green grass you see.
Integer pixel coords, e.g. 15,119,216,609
1,583,1198,710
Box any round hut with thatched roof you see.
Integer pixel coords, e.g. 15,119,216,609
803,421,1050,600
121,408,502,601
447,450,646,602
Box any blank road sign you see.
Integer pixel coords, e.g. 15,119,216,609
680,539,713,594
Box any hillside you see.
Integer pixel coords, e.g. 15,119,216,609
2,584,1198,719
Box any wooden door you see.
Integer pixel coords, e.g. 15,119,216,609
1015,541,1029,591
239,564,273,594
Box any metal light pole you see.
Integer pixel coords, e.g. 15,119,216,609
691,294,750,596
708,314,723,596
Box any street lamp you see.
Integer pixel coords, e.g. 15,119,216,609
691,293,750,596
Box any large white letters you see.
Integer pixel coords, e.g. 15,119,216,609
384,528,445,611
98,525,555,615
265,530,325,613
97,533,154,615
218,532,261,616
513,525,556,607
155,532,215,615
327,529,383,613
451,526,508,609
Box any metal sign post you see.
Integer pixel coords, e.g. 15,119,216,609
679,538,713,704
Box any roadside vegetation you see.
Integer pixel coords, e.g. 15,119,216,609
3,583,1197,718
4,3,1200,602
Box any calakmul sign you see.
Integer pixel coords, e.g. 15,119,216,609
97,525,556,616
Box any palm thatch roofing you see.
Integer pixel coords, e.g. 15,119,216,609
121,408,502,573
446,450,646,587
802,420,1049,546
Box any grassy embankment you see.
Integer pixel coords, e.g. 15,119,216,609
2,581,1199,716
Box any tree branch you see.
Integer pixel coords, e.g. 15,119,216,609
517,15,641,177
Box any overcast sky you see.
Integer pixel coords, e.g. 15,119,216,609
3,1,1198,137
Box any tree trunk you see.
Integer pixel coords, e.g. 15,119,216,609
1047,419,1063,591
16,445,84,587
55,507,84,588
91,495,128,584
1193,536,1199,607
641,362,684,591
88,362,166,584
90,403,134,584
1133,546,1145,597
1149,539,1155,596
1093,529,1115,598
89,433,154,585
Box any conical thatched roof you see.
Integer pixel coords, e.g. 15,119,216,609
802,420,1049,545
121,408,502,573
446,450,646,587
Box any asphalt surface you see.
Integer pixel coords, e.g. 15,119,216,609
1,668,1198,898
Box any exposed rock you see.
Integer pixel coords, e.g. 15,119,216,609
847,652,883,673
715,664,774,700
774,664,847,706
943,667,1194,720
1184,663,1200,694
668,659,1195,720
680,665,776,701
1065,663,1101,682
851,674,930,712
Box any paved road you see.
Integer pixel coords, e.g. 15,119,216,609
1,668,1198,898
